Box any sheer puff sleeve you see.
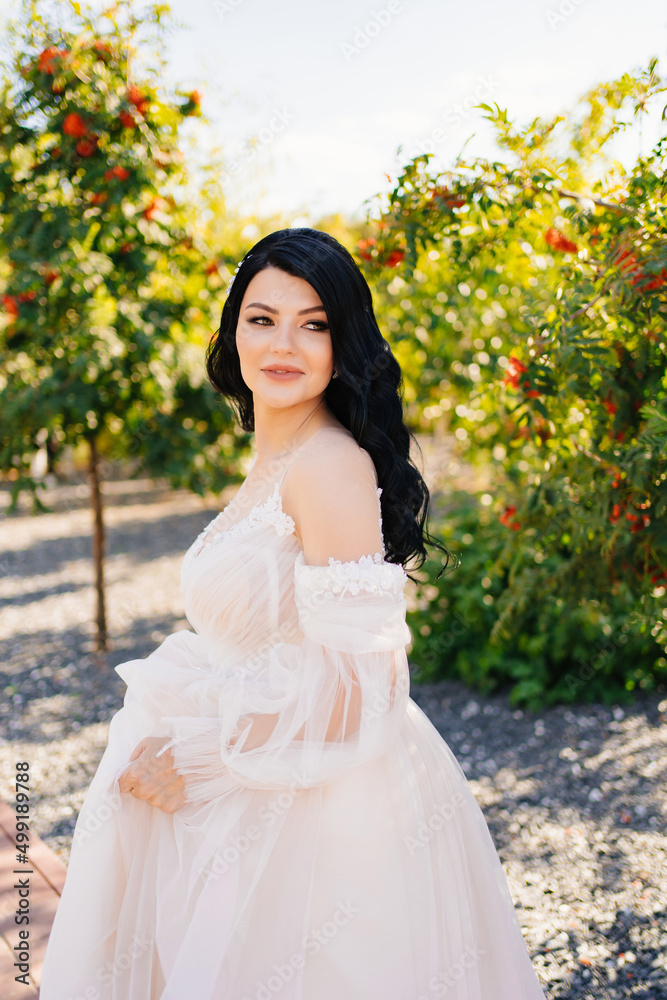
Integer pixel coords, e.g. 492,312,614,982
157,440,412,804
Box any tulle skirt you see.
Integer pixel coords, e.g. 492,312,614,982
39,630,546,1000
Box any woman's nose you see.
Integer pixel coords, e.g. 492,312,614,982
269,318,298,348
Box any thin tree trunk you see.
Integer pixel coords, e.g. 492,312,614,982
88,434,107,652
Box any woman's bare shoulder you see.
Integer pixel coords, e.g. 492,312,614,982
284,426,382,556
292,425,378,486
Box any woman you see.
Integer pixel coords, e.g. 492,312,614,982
40,228,547,999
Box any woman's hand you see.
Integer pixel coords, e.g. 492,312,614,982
118,736,186,814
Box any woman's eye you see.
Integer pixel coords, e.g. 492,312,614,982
247,315,329,331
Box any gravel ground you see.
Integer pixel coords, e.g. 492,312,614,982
1,472,666,1000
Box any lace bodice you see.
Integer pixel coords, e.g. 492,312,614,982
188,479,299,559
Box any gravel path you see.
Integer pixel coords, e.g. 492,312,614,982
0,473,665,1000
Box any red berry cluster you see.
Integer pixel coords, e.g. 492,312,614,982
430,186,466,209
609,497,651,533
612,245,667,294
502,356,541,398
544,228,578,254
499,505,521,530
104,165,130,182
36,46,68,75
356,237,405,268
62,112,98,157
502,355,526,388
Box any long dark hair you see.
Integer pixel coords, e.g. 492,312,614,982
206,227,456,581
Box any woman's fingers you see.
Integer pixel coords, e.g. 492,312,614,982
119,737,186,812
117,764,135,794
128,740,147,762
120,769,185,812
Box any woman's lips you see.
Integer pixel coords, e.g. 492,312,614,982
262,369,303,380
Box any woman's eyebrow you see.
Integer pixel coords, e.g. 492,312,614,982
244,301,326,315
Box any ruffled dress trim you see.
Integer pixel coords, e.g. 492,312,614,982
293,550,407,598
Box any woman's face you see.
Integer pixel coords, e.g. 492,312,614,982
236,265,334,411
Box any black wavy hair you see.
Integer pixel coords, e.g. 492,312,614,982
205,227,456,581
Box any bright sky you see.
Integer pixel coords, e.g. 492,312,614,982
4,0,667,222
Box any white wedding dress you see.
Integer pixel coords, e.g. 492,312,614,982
40,427,547,1000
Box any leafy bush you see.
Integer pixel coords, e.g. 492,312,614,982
407,489,667,709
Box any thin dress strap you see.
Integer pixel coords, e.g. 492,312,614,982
273,426,332,491
277,462,291,488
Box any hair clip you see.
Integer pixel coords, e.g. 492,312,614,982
225,252,253,295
